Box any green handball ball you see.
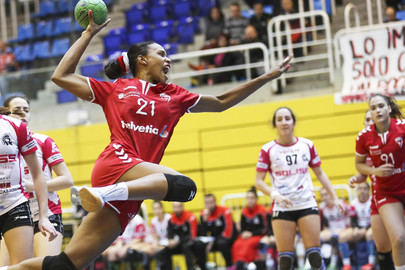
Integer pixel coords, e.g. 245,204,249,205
74,0,108,29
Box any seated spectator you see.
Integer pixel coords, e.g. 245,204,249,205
102,214,146,270
232,187,267,270
385,6,398,22
249,2,272,43
0,41,18,97
244,0,281,12
197,194,236,269
211,33,244,84
204,6,225,46
319,189,355,270
157,202,204,270
224,2,249,45
241,25,266,78
348,182,375,270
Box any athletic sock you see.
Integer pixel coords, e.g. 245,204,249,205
367,240,376,265
339,242,351,265
377,251,395,270
93,182,128,201
395,265,405,270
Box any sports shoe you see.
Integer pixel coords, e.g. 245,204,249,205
70,186,82,206
361,264,375,270
343,265,352,270
79,186,104,212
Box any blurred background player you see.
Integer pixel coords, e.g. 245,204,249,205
198,193,236,269
256,107,343,270
232,186,267,270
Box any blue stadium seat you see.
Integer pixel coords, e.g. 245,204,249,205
196,0,214,16
80,62,104,78
163,42,178,55
264,5,273,15
149,1,170,22
57,0,73,15
17,23,34,42
86,54,103,62
57,89,77,103
172,0,192,19
127,24,150,44
51,38,70,57
32,1,57,18
151,20,174,44
313,0,331,15
36,20,53,38
397,10,405,20
14,44,33,62
125,3,147,27
53,17,72,36
104,0,113,7
177,17,194,44
103,33,123,57
33,41,50,59
108,27,127,43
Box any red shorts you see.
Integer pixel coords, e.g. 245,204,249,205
373,190,405,212
370,195,378,216
91,143,144,231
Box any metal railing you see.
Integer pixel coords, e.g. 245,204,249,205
267,10,334,90
366,0,383,25
168,42,270,82
344,3,361,29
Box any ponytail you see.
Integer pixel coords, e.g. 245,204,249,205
104,41,155,80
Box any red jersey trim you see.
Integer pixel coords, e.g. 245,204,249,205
187,94,202,113
86,77,96,103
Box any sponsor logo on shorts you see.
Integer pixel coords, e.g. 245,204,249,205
14,215,29,221
377,197,387,204
113,144,132,164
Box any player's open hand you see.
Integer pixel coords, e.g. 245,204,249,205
38,217,58,241
84,10,111,36
262,55,293,81
373,163,394,177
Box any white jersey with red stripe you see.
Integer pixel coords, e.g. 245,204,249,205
119,214,147,243
351,198,371,228
87,78,201,166
23,133,64,221
256,137,321,211
0,115,37,215
320,202,352,233
150,213,171,245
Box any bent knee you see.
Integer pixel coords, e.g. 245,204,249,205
163,174,196,202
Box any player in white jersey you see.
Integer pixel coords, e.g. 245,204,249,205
255,107,343,270
349,110,395,270
150,201,171,248
1,96,73,259
0,108,56,266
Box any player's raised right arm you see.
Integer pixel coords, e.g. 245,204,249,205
51,11,110,101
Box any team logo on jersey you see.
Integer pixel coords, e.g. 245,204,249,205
160,93,171,102
369,145,381,155
2,135,12,146
302,154,309,162
395,137,403,148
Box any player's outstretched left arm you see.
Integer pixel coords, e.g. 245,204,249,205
51,11,111,101
190,56,292,113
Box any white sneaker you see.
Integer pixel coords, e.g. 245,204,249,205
79,186,105,212
70,186,82,206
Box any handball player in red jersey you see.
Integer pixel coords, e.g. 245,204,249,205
0,11,291,270
355,94,405,270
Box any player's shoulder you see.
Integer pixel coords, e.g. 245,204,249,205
297,137,314,147
32,132,49,142
261,140,276,152
0,115,23,127
356,126,372,140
